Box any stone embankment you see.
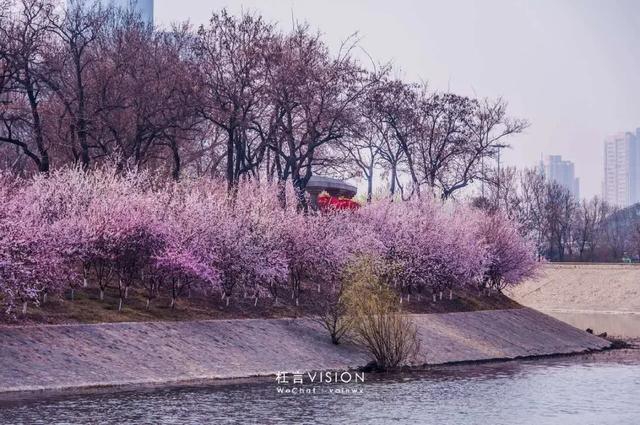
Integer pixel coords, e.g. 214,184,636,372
0,308,609,397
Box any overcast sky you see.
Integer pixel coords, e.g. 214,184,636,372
156,0,640,199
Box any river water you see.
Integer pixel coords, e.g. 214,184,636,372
543,310,640,339
1,351,639,425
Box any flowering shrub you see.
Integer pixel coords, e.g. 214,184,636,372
0,167,537,316
0,222,62,314
356,199,489,300
475,211,538,291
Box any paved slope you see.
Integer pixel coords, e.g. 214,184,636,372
0,309,609,395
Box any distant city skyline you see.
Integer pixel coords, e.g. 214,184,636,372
154,0,640,199
540,155,580,199
67,0,153,24
603,129,640,207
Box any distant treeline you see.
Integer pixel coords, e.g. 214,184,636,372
475,166,640,263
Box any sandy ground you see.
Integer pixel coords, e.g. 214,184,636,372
508,263,640,313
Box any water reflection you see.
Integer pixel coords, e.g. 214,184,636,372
543,310,640,338
1,352,639,425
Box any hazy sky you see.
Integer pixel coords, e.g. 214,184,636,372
156,0,640,199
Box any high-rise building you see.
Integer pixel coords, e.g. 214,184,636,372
540,155,580,199
603,130,640,207
67,0,153,25
109,0,153,24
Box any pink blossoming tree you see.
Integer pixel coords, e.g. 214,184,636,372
0,166,537,318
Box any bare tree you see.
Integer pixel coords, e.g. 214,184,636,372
602,204,628,261
514,168,547,259
266,27,373,209
437,98,528,199
572,197,606,261
545,182,576,261
92,16,203,179
0,0,55,173
372,79,423,198
338,78,393,202
45,0,111,168
195,10,274,190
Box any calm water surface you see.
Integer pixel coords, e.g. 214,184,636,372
1,351,639,425
544,310,640,338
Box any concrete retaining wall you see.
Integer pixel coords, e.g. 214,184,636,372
0,308,609,395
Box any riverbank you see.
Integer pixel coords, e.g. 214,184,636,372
509,263,640,338
0,308,609,399
3,347,638,425
2,347,639,424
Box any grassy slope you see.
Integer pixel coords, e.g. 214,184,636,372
3,284,521,326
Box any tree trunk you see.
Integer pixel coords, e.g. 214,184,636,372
100,289,104,301
171,139,181,181
390,166,397,197
22,301,27,315
226,128,235,192
118,298,123,311
367,165,374,203
146,298,150,310
71,288,75,301
83,265,88,287
293,177,309,213
277,179,287,209
74,53,90,170
403,149,421,199
26,84,49,173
